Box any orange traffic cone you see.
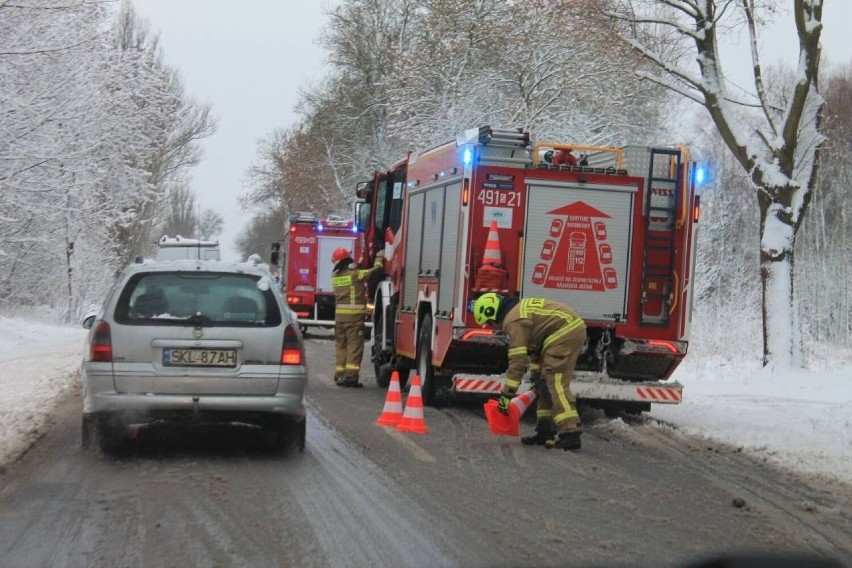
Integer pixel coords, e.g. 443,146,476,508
508,390,537,424
396,374,429,434
483,389,537,437
476,220,507,289
375,371,404,427
482,220,503,266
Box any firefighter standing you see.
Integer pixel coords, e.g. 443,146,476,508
473,293,586,450
330,246,384,387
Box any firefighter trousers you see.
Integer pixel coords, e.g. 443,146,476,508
334,319,365,382
534,325,586,434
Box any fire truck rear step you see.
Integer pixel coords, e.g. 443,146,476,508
452,374,683,404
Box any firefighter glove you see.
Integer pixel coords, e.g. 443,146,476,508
497,393,513,415
528,375,539,392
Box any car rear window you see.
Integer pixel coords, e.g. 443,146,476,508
114,271,282,327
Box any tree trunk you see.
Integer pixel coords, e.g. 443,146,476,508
759,197,798,369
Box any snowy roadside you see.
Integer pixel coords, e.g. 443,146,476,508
0,316,849,486
651,356,852,485
0,317,87,468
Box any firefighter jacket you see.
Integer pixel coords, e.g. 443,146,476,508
500,298,585,393
331,257,383,324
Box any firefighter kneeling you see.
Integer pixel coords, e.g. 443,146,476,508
331,246,384,388
473,293,586,450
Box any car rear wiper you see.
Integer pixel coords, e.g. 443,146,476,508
145,313,214,327
186,313,214,327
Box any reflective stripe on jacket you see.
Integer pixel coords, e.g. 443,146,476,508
501,298,585,391
332,258,383,322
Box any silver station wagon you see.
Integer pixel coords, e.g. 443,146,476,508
81,256,308,453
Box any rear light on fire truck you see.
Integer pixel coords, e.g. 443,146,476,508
88,320,112,362
647,340,680,353
693,195,701,223
461,329,495,340
462,178,470,206
281,324,304,365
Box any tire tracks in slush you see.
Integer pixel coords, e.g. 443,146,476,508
594,415,852,564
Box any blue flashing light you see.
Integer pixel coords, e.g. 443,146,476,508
692,163,711,187
463,147,473,166
317,223,325,231
351,224,358,233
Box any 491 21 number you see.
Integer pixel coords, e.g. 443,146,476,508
476,189,521,207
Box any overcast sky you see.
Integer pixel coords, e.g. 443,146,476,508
129,1,849,261
130,0,339,260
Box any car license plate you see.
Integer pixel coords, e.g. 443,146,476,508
163,348,237,367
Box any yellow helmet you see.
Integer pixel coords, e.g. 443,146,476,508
473,292,501,326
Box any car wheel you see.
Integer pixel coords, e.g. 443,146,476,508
269,416,290,451
269,416,304,452
81,414,96,449
95,416,125,454
297,417,306,452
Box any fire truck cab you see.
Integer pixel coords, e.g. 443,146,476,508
356,126,702,412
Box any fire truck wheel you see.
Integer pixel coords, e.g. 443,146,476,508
375,363,391,388
602,402,650,418
416,315,448,408
375,363,410,390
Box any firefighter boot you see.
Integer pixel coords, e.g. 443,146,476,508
521,424,556,446
549,429,582,451
337,376,364,388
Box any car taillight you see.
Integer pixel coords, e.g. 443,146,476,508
281,324,303,365
89,320,112,362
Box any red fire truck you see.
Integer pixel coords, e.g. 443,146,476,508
276,212,361,335
355,126,702,412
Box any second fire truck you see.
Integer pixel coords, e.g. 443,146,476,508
275,212,361,336
355,126,703,413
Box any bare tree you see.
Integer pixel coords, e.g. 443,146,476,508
242,125,352,220
0,0,216,321
158,183,224,242
108,2,217,267
197,209,223,240
235,209,287,265
796,63,852,348
607,0,825,368
159,184,199,239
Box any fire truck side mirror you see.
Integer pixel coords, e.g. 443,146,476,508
355,180,373,199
